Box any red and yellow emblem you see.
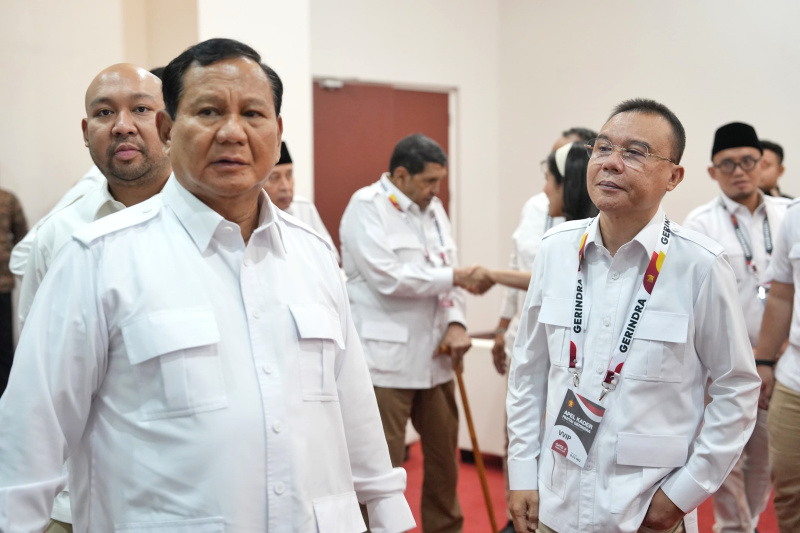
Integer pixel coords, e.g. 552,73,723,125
577,233,589,270
388,194,403,212
568,399,574,408
643,250,666,294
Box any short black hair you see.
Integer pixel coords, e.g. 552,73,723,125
761,140,784,164
161,38,283,119
562,127,597,142
149,66,165,80
608,98,686,164
389,133,447,175
547,143,598,221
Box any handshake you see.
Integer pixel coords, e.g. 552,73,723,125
454,265,495,295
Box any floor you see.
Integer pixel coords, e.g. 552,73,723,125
402,443,779,533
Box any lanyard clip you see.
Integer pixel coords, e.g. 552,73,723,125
569,368,580,388
599,381,616,401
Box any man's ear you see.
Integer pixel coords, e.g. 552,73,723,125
777,164,786,179
392,166,410,185
156,110,172,148
666,165,685,192
81,119,89,148
275,115,284,164
707,166,718,182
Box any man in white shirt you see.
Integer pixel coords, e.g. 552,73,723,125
18,63,171,325
340,133,492,532
507,99,760,533
14,63,171,533
754,202,800,531
263,141,339,262
0,38,414,533
683,122,788,533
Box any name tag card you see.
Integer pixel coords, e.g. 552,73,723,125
546,389,606,467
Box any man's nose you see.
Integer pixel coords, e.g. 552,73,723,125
111,110,137,136
216,113,247,144
601,148,625,174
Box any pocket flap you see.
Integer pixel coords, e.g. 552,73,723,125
122,307,220,365
289,303,345,349
115,516,225,532
313,492,366,533
387,233,423,250
616,433,688,468
634,311,689,343
539,296,583,328
361,321,409,343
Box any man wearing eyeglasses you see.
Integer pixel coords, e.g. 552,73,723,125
507,100,759,533
681,122,789,533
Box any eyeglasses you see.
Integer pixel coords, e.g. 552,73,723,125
584,138,677,168
713,156,761,174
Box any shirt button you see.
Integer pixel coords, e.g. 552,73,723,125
273,421,284,433
274,482,285,495
603,316,611,327
596,365,604,374
585,461,594,470
610,271,620,280
252,309,261,319
262,364,273,374
243,258,253,267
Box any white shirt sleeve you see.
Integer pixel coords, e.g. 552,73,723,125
17,231,52,325
660,253,760,512
505,251,550,490
0,241,107,532
768,208,795,284
342,200,453,298
333,269,416,531
500,242,521,320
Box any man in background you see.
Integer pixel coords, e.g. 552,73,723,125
0,188,26,397
759,140,791,199
340,133,492,532
263,141,338,261
684,122,788,533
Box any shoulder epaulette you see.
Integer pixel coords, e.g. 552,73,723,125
278,210,334,252
73,198,161,246
670,223,724,256
542,218,592,240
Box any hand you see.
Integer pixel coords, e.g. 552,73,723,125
757,365,775,410
436,323,472,373
454,265,495,295
641,488,684,531
509,490,539,532
492,333,507,375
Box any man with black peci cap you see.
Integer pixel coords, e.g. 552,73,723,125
684,122,789,533
263,141,339,262
507,99,759,533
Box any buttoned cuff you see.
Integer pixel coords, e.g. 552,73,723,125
508,458,539,490
433,266,454,292
445,306,466,329
659,468,711,513
365,493,417,533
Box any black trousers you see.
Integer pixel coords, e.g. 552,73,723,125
0,292,14,397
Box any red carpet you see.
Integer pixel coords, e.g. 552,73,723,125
403,443,779,532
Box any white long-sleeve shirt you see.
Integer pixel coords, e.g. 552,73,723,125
286,194,340,263
0,176,414,533
507,210,759,533
18,181,125,324
499,192,564,351
340,173,466,389
765,199,800,394
683,192,790,347
9,165,105,276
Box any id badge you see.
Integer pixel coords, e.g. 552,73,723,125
546,389,606,468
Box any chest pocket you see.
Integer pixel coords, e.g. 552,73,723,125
538,297,589,367
290,304,344,401
122,307,226,421
387,233,426,264
623,311,689,382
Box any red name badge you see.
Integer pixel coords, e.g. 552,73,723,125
546,389,606,468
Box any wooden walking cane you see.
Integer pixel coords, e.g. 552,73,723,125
441,344,499,533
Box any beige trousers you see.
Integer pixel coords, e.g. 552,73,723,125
767,380,800,532
44,520,73,533
372,381,463,533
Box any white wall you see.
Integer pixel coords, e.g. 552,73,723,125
198,0,315,200
0,0,127,224
310,0,503,332
498,0,800,265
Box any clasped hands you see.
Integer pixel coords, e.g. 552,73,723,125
454,265,494,294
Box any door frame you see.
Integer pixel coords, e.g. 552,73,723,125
312,77,461,241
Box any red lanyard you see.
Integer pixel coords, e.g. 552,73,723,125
568,215,672,400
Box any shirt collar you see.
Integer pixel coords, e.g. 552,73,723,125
380,173,417,214
719,191,765,215
585,207,667,255
162,174,287,255
80,180,125,219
